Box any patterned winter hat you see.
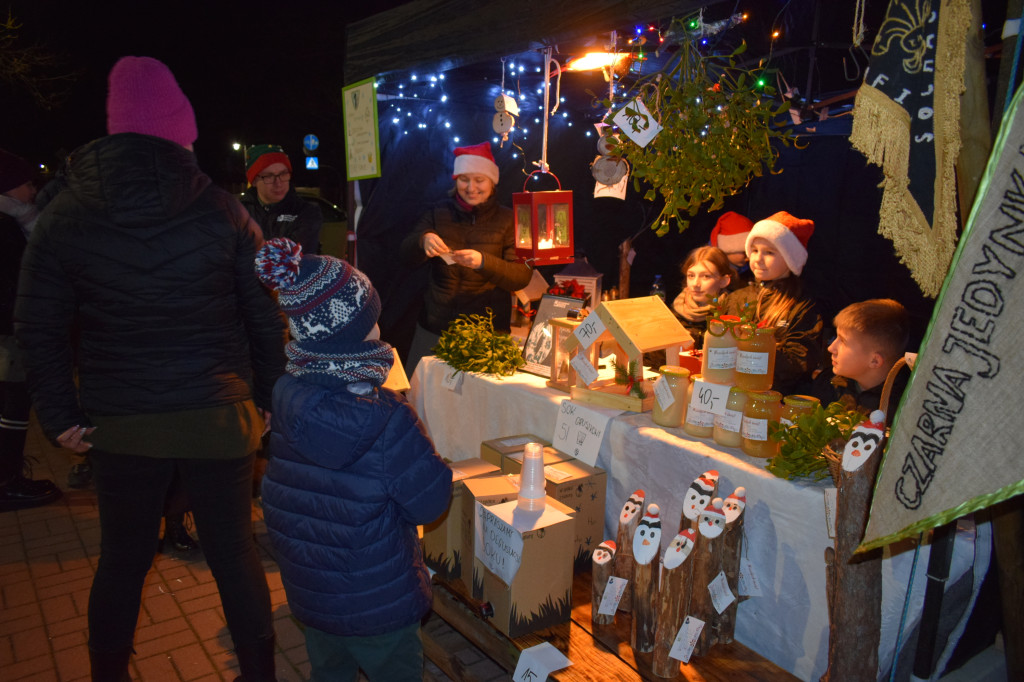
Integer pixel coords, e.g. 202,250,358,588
246,144,292,185
255,238,379,343
746,211,816,276
106,56,197,148
452,142,499,185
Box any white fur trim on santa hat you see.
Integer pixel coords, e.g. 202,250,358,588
453,154,499,186
746,215,810,276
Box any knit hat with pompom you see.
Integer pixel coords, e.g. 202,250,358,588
255,238,392,384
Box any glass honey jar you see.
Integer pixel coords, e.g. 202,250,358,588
652,365,690,428
700,315,740,385
779,394,820,427
713,386,748,448
741,390,782,458
734,325,777,392
683,374,716,439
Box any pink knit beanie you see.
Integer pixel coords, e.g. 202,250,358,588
106,56,198,148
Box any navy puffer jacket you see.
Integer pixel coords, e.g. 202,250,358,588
261,372,452,636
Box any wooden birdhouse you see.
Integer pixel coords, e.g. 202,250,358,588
562,296,694,412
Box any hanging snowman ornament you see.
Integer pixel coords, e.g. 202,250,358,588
682,470,720,521
632,503,662,565
662,528,697,570
620,489,645,525
698,498,727,538
842,410,887,473
722,487,746,524
493,94,520,145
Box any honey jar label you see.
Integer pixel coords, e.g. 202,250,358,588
736,350,770,374
741,416,769,440
705,346,737,370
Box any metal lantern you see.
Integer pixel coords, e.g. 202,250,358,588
513,171,574,266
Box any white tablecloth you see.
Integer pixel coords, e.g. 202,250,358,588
408,357,989,681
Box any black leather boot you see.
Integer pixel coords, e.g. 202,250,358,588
88,646,133,682
161,513,200,554
233,634,278,682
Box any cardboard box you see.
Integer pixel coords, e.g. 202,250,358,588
542,459,607,569
480,433,550,469
472,499,575,639
501,445,570,476
421,458,500,580
461,475,522,595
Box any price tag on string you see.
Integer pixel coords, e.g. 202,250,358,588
570,354,600,386
669,615,705,663
688,378,730,416
708,570,736,614
738,558,763,597
597,576,628,615
441,367,464,392
572,314,606,350
654,375,675,411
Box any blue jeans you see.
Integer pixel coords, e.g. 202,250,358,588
87,450,273,653
305,621,423,682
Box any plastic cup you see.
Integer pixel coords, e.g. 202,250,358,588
517,442,547,512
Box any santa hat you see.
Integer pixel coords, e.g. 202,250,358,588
726,487,747,506
702,500,726,520
452,142,499,186
598,540,616,553
710,211,754,255
746,211,816,276
0,148,33,194
255,238,393,384
246,144,293,185
695,469,719,492
681,528,697,542
106,56,197,148
642,504,661,522
860,410,887,431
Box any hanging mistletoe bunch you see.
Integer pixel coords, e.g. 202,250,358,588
604,15,795,236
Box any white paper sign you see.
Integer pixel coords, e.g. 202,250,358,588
440,252,456,265
654,375,675,411
627,248,636,265
441,367,464,392
474,502,524,585
570,353,599,387
708,570,736,614
669,615,705,663
613,97,663,147
688,378,730,416
597,576,628,615
593,173,628,200
738,558,763,597
572,314,606,350
824,487,838,539
513,642,572,681
551,399,618,466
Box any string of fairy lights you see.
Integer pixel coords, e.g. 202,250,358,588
371,11,781,153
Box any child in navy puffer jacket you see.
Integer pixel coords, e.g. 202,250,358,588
255,238,452,682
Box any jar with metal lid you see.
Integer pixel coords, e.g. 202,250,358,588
741,390,782,458
683,374,716,439
779,394,820,427
652,365,691,428
713,387,748,448
701,315,740,385
734,325,777,392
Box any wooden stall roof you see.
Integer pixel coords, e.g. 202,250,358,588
344,0,716,84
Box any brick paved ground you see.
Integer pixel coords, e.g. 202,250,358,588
0,419,456,682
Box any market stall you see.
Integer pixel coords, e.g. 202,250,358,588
409,356,990,681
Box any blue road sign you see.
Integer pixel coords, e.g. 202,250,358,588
305,156,319,170
303,134,320,152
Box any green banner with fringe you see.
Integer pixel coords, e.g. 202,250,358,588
860,83,1024,552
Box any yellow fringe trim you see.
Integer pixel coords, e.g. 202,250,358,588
850,0,972,299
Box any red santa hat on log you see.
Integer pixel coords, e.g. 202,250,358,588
452,142,500,185
746,211,816,276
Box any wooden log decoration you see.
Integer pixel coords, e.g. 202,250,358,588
591,540,617,626
613,489,645,613
680,469,719,531
718,487,747,644
821,411,886,682
630,503,662,652
691,497,727,657
652,528,697,678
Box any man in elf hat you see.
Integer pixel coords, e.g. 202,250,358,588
15,55,286,681
400,141,532,372
240,144,322,255
0,148,62,512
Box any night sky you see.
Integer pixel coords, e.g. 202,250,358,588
3,0,408,185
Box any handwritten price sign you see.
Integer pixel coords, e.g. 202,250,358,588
572,314,606,350
688,378,730,416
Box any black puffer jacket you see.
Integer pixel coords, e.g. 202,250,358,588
14,134,286,439
240,186,322,255
400,194,532,333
